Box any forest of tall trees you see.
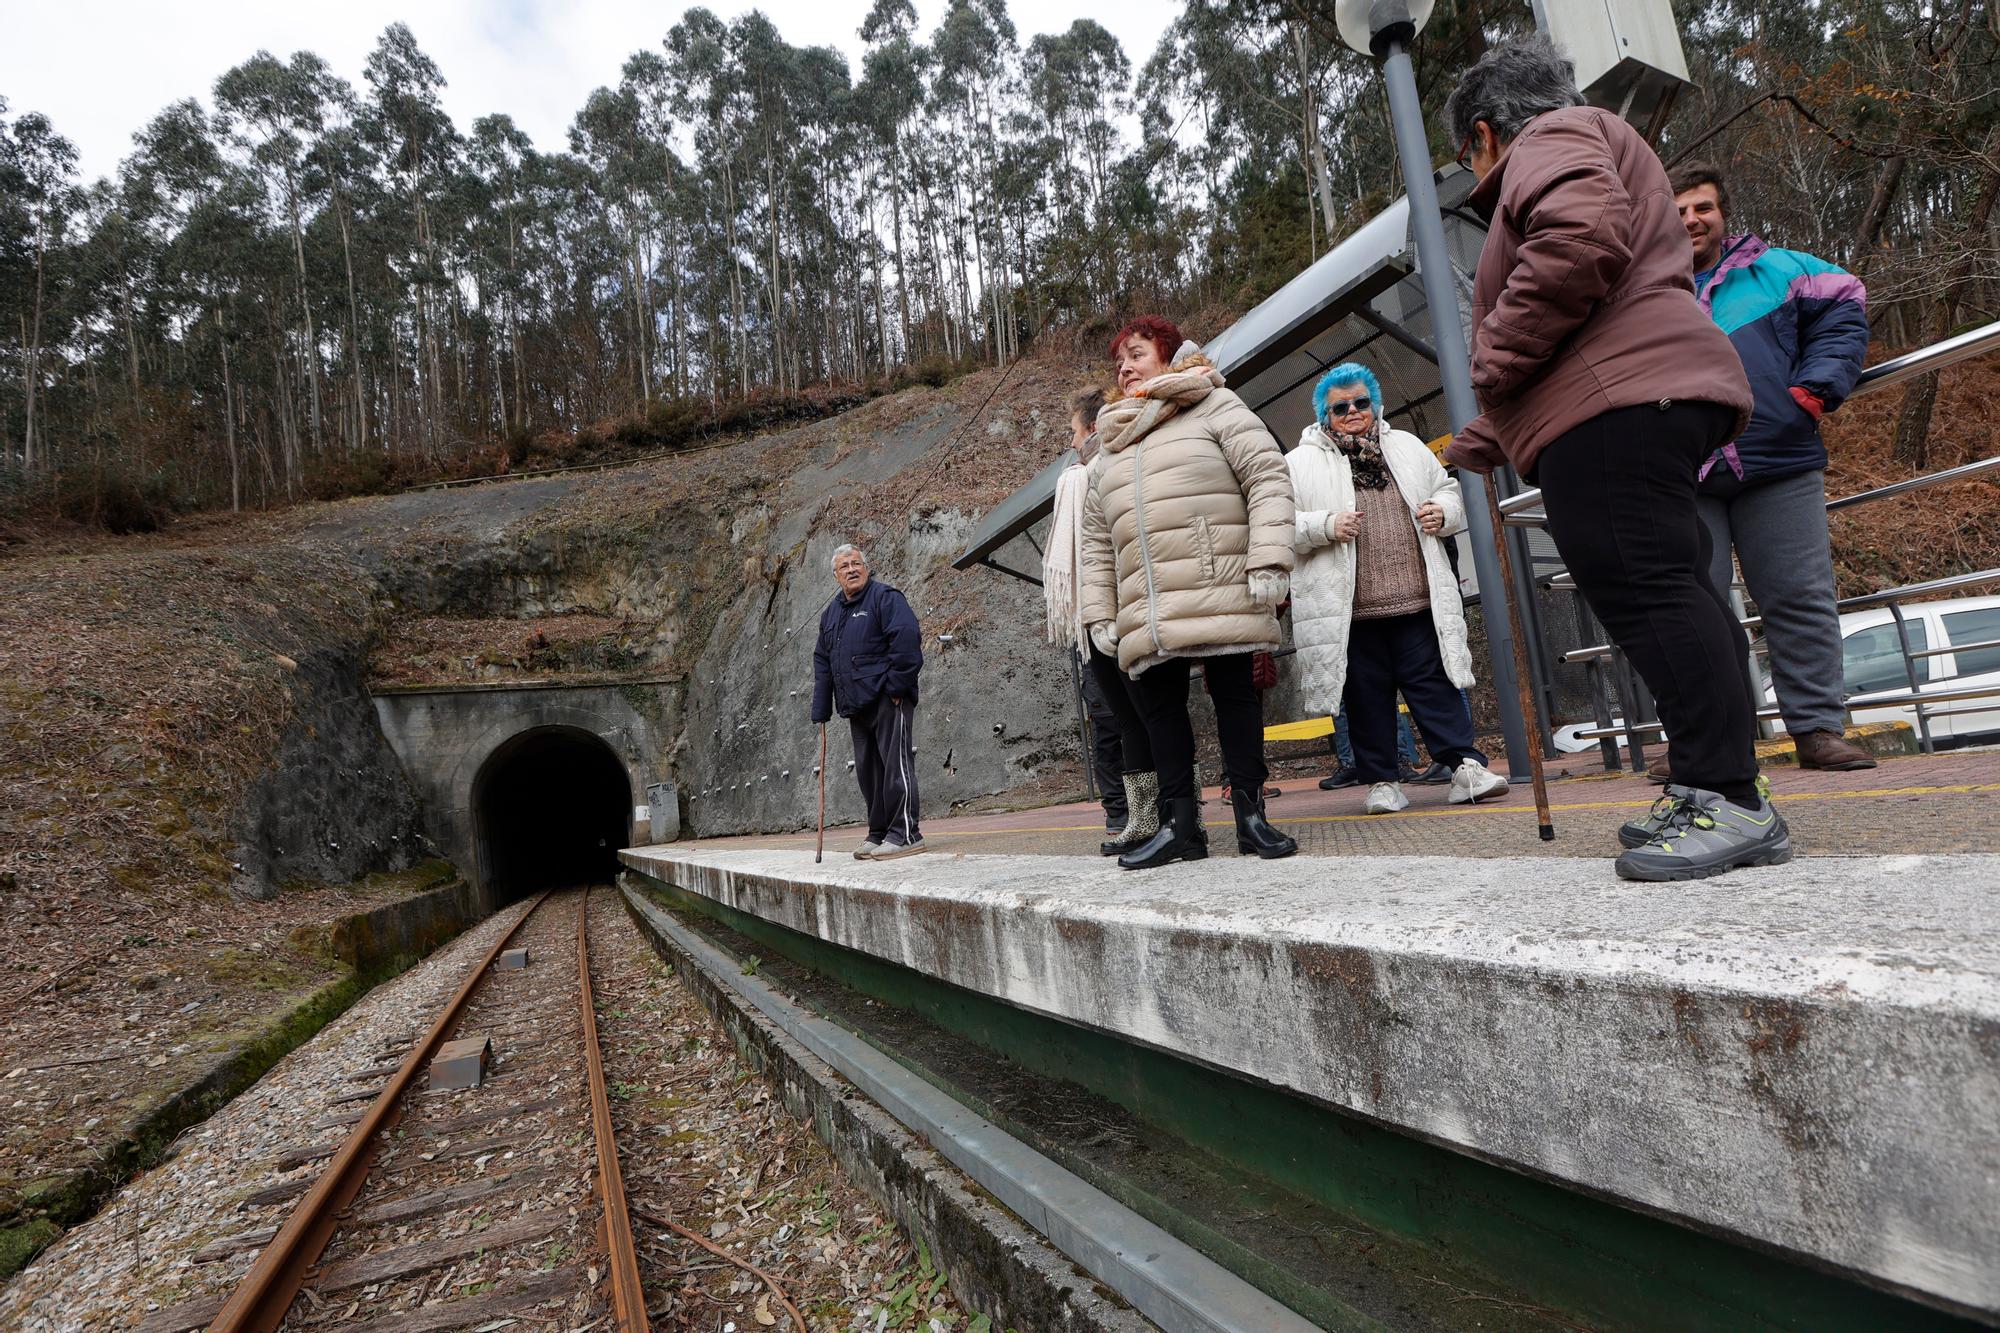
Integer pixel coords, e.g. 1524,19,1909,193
0,0,1994,526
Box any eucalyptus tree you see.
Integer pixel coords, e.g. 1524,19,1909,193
5,111,81,471
361,22,460,457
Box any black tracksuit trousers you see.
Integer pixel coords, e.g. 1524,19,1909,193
849,696,922,846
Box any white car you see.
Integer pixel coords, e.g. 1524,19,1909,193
1815,593,2000,745
1553,593,2000,752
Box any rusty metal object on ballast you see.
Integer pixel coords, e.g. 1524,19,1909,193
428,1037,493,1091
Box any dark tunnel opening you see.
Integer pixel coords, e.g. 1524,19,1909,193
474,727,631,902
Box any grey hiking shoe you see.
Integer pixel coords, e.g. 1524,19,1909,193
1614,784,1792,881
873,837,927,860
1619,774,1770,849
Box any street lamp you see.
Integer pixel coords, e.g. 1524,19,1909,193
1334,0,1534,784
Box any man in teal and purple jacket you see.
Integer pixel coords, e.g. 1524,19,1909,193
1672,162,1876,772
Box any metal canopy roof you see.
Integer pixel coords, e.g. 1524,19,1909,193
951,164,1559,584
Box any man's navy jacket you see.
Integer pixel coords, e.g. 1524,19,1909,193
810,577,923,722
1698,232,1869,483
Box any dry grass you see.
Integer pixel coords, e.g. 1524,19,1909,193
1821,351,2000,597
369,612,657,687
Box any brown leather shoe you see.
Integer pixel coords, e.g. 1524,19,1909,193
1646,750,1673,784
1795,729,1878,770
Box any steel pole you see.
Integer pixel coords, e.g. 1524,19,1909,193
1377,36,1532,778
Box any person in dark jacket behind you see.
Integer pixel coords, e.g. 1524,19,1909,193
1442,36,1789,882
1673,162,1875,774
810,544,925,859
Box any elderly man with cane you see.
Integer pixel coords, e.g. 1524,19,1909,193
1442,36,1788,881
810,544,926,859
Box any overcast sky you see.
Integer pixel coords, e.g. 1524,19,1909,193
5,1,1181,183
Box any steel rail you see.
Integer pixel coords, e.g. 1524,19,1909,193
1567,681,2000,740
578,885,650,1331
211,890,553,1333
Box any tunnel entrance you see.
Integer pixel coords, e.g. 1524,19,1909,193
473,726,632,902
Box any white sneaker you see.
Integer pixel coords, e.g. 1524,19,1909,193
852,841,881,859
1449,759,1510,805
1363,782,1409,815
873,838,927,859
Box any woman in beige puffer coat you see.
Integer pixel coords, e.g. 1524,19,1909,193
1079,315,1297,869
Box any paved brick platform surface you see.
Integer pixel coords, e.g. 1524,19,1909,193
682,748,2000,860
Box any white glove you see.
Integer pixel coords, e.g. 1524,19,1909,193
1248,569,1289,607
1088,621,1120,657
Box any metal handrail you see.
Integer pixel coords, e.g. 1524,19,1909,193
1824,454,2000,511
1567,680,2000,740
1850,318,2000,393
1905,636,2000,661
1836,568,2000,612
1558,568,1997,662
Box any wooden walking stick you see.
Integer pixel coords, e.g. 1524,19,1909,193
1481,484,1556,840
815,724,827,863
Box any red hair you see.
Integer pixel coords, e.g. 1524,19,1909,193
1108,316,1182,364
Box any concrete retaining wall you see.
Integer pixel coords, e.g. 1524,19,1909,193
329,871,492,974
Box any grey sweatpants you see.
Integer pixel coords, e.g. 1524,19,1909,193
849,697,921,846
1697,468,1846,736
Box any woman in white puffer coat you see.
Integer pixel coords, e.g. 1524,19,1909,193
1289,363,1509,815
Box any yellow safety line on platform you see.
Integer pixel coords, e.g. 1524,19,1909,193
911,781,2000,838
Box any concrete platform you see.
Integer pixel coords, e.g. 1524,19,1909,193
677,747,2000,859
620,842,2000,1320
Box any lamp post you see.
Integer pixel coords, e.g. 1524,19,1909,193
1335,0,1533,782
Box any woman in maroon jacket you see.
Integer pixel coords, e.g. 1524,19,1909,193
1441,36,1789,882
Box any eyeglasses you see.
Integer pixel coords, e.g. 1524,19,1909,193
1325,397,1372,417
1455,135,1473,169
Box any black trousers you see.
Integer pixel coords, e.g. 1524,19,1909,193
1535,401,1759,802
848,697,921,845
1128,653,1267,802
1343,613,1485,783
1086,642,1154,770
1077,650,1126,820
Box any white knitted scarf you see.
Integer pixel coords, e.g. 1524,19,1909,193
1043,460,1091,649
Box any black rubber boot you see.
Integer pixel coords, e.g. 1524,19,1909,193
1232,788,1298,859
1117,796,1208,870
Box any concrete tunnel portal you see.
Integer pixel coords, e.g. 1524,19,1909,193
473,725,632,902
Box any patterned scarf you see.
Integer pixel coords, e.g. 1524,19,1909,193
1335,421,1391,490
1095,353,1224,453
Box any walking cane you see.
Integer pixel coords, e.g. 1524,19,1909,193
815,724,827,863
1481,484,1556,841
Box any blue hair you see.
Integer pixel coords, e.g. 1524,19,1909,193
1312,363,1383,426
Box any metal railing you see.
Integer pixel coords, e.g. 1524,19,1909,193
1492,318,2000,767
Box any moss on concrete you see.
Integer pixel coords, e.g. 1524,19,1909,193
0,868,481,1282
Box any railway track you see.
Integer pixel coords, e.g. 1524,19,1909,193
136,886,650,1332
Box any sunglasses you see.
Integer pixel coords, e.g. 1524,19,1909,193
1455,135,1474,169
1325,396,1372,417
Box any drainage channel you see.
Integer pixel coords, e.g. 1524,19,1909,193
621,880,1433,1333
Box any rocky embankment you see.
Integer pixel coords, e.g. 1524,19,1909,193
347,355,1098,835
